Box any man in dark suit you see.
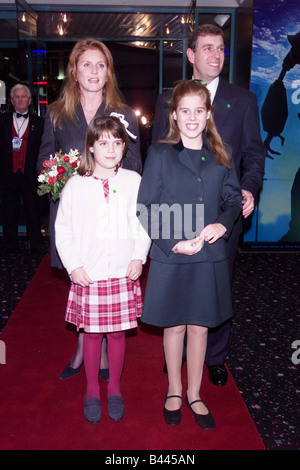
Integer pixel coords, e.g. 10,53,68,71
152,24,265,386
0,84,44,253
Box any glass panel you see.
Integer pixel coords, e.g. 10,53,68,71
163,40,184,90
0,12,18,42
17,8,37,41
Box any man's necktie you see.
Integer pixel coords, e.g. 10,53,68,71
193,79,207,86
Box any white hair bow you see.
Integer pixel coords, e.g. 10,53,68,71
110,112,137,140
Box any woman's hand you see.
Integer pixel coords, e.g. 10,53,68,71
126,259,143,281
70,267,93,287
172,236,204,256
200,223,227,244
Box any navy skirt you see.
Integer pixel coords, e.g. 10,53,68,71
141,259,233,328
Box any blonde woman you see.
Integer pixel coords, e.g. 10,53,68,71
38,39,142,379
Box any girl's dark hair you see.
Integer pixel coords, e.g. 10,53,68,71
165,80,231,169
78,115,129,176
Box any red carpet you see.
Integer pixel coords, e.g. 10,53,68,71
0,255,265,450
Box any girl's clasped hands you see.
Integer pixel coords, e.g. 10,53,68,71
172,222,226,256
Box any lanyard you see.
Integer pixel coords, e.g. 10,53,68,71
14,114,28,138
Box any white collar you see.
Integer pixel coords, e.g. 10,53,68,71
206,77,219,103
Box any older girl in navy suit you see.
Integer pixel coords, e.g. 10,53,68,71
137,80,242,429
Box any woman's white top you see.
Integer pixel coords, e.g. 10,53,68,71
55,168,151,281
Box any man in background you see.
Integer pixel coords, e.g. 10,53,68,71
0,84,44,254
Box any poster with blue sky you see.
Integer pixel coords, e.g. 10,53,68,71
245,0,299,247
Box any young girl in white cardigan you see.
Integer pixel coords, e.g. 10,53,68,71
55,115,150,423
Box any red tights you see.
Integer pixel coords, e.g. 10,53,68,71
83,331,125,400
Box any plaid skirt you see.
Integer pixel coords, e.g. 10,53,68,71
65,277,143,333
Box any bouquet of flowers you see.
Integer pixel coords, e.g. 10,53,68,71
37,149,81,202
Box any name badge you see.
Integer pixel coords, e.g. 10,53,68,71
12,136,22,150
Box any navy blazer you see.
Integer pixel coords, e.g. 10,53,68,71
137,139,243,264
151,78,265,238
37,101,142,174
37,100,142,268
0,112,44,188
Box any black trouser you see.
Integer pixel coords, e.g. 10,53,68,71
205,233,239,366
2,170,42,250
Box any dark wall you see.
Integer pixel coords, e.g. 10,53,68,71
233,0,254,89
108,42,158,117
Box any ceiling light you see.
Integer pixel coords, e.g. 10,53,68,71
136,25,145,34
57,24,64,36
214,15,231,27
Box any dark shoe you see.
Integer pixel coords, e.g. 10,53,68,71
163,395,182,425
84,394,101,423
208,365,228,386
99,368,109,381
185,396,215,430
108,394,125,421
59,361,83,379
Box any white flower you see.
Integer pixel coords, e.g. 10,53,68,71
49,168,58,177
38,174,45,182
69,149,80,162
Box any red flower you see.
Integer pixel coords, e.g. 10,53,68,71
48,176,56,186
38,149,81,202
43,159,56,168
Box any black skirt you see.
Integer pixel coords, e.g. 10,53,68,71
141,259,233,328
